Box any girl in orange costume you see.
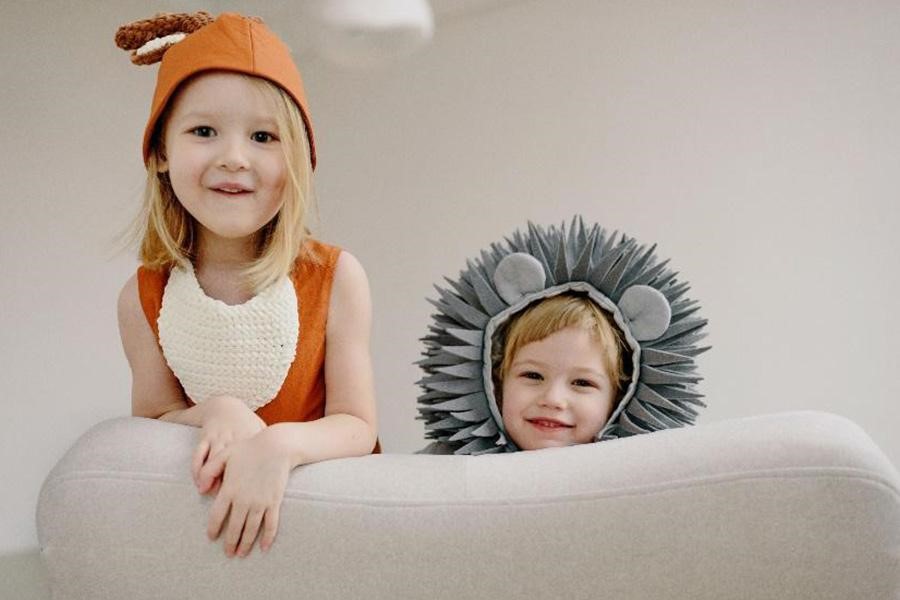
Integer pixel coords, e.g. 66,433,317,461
115,12,378,558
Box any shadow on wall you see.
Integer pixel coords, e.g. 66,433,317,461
0,549,50,600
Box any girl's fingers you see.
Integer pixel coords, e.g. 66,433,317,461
207,492,231,541
191,439,210,482
236,507,265,557
222,503,249,557
260,504,280,552
197,450,228,494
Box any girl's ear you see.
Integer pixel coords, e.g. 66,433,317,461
156,149,169,173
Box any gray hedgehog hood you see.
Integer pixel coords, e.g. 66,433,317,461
417,217,710,454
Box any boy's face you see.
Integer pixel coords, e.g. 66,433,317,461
501,326,616,450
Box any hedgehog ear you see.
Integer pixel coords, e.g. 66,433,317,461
618,285,671,341
492,253,546,305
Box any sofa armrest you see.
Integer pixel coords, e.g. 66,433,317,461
37,411,900,599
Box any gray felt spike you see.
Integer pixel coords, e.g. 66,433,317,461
642,402,685,428
416,354,468,368
616,410,651,435
443,345,483,361
641,366,702,386
456,437,495,455
446,328,483,346
479,250,499,281
598,242,637,297
466,261,508,315
590,237,629,290
472,419,498,437
553,234,570,283
652,384,706,402
427,393,486,412
531,222,557,267
635,383,692,414
436,361,482,379
662,281,691,303
444,275,482,309
435,288,490,328
570,228,597,281
642,348,692,367
426,298,464,328
655,331,709,352
448,424,481,442
671,302,701,321
453,405,491,422
527,231,556,286
656,317,708,344
625,258,671,288
418,372,459,385
424,378,484,395
618,245,660,291
625,400,670,429
418,388,454,399
649,269,679,293
425,416,467,431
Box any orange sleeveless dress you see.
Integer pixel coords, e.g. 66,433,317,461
137,240,374,439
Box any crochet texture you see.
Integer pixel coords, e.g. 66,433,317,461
158,265,299,410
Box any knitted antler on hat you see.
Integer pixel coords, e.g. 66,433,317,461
114,11,317,169
115,12,215,65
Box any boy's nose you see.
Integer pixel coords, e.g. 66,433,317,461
538,382,568,409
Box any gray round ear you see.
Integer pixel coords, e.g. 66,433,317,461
619,285,671,341
492,252,546,305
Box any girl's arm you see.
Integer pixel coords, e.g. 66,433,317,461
199,251,378,556
117,275,266,483
266,249,380,462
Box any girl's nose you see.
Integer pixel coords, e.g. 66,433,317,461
218,138,250,171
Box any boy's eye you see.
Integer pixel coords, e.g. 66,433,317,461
252,131,278,143
190,126,215,137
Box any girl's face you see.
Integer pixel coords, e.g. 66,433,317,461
501,326,616,450
159,72,286,247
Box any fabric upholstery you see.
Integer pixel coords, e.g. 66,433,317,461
36,411,900,599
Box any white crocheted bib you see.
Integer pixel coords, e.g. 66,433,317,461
158,265,299,410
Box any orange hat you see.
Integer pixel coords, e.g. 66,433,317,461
118,12,316,169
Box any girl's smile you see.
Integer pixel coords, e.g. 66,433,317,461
158,72,287,253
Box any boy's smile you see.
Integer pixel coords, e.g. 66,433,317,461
501,326,616,450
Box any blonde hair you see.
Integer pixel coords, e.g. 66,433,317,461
494,293,631,401
136,73,316,292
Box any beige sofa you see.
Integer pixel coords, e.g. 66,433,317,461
37,411,900,599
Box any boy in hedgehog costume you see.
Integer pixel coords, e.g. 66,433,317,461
417,218,709,454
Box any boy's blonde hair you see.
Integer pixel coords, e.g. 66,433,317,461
137,73,315,292
495,293,631,401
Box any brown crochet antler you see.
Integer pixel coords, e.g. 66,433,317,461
115,12,215,65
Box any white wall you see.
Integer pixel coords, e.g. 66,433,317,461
2,0,899,595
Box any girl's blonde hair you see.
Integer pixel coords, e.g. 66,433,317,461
494,293,632,401
137,73,316,292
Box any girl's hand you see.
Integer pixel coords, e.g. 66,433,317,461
202,430,291,557
192,395,266,494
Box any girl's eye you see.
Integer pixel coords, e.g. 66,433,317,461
572,379,596,388
252,131,278,143
521,371,543,381
190,126,215,137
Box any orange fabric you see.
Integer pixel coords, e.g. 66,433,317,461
142,12,316,169
137,239,336,425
